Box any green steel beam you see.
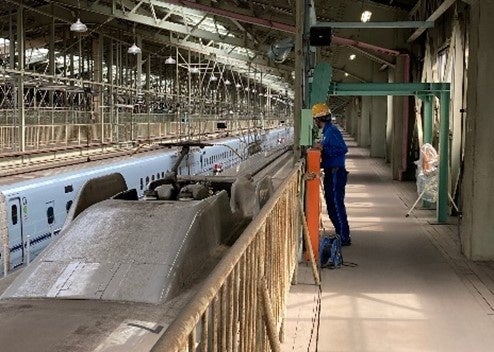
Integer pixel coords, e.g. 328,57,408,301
326,81,451,223
328,82,450,96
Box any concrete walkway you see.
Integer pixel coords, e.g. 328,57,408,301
282,138,494,352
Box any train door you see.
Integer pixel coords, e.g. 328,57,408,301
7,197,24,263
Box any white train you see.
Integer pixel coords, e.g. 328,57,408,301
0,126,293,273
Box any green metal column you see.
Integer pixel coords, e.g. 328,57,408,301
309,63,333,107
437,91,450,222
423,95,433,144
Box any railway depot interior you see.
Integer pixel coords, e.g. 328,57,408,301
2,0,494,351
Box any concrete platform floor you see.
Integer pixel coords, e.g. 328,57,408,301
282,138,494,352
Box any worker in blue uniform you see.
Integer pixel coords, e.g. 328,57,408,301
312,102,351,246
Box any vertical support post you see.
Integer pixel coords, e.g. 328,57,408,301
147,54,151,144
305,149,320,262
437,91,450,222
109,39,114,143
92,35,104,144
294,0,304,161
17,1,26,152
422,94,434,209
135,35,142,142
49,4,55,110
423,95,433,144
9,10,16,151
259,279,281,352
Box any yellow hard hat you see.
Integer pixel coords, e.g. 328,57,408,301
311,103,331,118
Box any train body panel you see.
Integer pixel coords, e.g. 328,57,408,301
0,126,293,272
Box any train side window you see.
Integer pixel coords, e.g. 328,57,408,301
156,173,160,179
146,176,150,185
11,205,18,225
47,207,55,225
140,178,144,190
151,175,155,181
66,200,73,213
161,172,165,178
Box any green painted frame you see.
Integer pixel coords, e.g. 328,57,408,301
327,82,451,223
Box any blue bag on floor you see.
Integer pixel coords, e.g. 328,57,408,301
320,235,343,269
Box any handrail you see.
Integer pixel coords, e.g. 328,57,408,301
151,163,302,352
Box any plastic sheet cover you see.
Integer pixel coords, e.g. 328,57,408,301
415,143,438,203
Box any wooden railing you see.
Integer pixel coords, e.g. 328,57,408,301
151,163,302,352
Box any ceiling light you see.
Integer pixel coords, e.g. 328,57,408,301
189,67,199,74
165,56,176,64
210,75,217,81
235,83,241,88
344,72,349,77
349,54,356,60
128,43,141,55
361,10,372,23
70,18,87,33
224,79,231,85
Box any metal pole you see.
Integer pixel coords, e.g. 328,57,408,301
109,39,114,143
294,0,303,162
17,1,26,152
437,91,450,222
423,95,433,144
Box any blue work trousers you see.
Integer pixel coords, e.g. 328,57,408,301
323,167,350,243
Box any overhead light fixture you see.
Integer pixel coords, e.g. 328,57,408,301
165,56,176,64
344,72,349,77
128,23,141,55
361,10,372,23
349,54,356,60
70,18,87,33
128,43,141,55
210,75,217,81
224,79,231,85
235,83,241,88
189,67,199,74
71,0,87,33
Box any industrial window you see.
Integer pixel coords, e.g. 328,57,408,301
66,201,73,213
47,207,55,225
11,205,18,225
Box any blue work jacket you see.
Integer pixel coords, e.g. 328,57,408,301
320,123,348,168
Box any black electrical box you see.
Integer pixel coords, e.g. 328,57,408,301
309,26,332,46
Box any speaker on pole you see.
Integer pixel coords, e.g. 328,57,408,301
309,26,332,46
